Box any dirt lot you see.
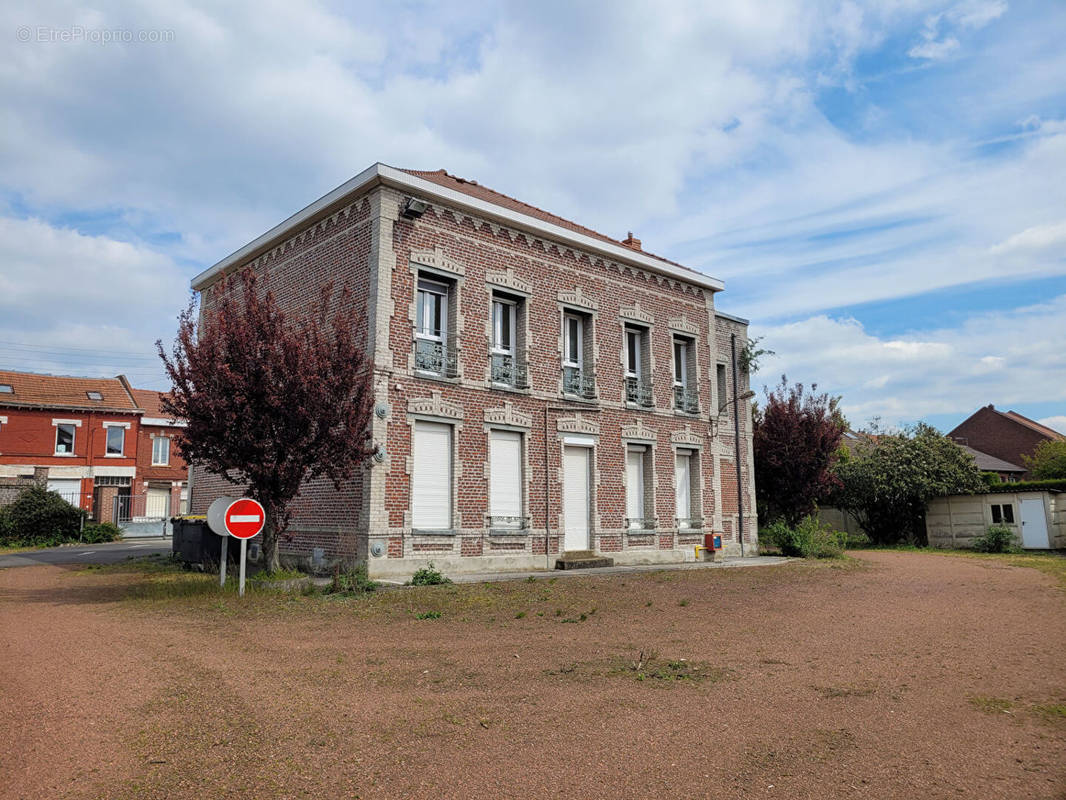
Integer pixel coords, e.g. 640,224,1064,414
1,551,1064,799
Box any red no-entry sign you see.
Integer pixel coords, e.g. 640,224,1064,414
223,498,265,539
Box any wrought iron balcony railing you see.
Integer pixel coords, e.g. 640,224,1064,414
487,515,530,531
625,376,654,407
673,385,699,414
562,366,596,399
625,517,657,531
676,517,704,530
414,339,458,378
490,352,529,389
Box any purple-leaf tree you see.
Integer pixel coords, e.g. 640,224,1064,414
754,376,847,526
157,269,376,572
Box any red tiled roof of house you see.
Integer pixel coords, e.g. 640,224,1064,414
1000,410,1066,441
130,388,168,417
0,369,139,412
400,168,699,275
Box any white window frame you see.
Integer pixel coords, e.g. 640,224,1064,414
488,429,524,529
152,436,171,466
563,313,583,370
416,278,449,344
625,327,642,379
103,422,129,457
673,337,689,389
491,297,517,356
54,422,77,456
626,444,648,529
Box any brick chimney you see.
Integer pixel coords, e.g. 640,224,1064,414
621,231,642,251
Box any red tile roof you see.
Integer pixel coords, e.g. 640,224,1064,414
130,388,168,417
401,168,699,275
1000,410,1066,441
0,369,139,412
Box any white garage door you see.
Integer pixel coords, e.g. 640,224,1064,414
47,478,81,507
489,430,522,525
412,421,452,530
563,445,590,551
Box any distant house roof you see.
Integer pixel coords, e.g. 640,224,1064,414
0,369,139,413
957,444,1025,474
130,388,167,417
999,410,1066,441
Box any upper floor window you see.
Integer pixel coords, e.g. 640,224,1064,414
55,423,75,455
716,363,728,412
490,294,528,389
673,336,698,413
152,436,170,466
0,384,12,394
624,325,652,408
415,277,457,378
562,311,595,399
105,425,125,456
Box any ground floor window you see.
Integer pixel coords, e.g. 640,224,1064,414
990,503,1014,524
412,420,453,530
488,429,523,528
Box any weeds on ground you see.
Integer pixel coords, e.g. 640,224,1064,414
972,525,1021,554
325,563,378,596
409,562,452,586
970,696,1013,714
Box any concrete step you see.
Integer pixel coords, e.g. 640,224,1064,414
555,551,615,570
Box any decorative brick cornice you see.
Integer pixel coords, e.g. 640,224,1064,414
484,402,533,429
621,419,658,442
669,315,699,336
557,415,600,435
619,302,654,325
407,391,464,420
557,287,598,311
409,246,466,277
485,268,532,296
671,424,704,448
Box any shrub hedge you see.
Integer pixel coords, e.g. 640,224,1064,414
982,479,1066,494
0,486,88,547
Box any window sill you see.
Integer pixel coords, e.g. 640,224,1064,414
104,454,125,458
625,402,656,412
151,463,170,467
411,528,457,536
489,382,531,394
673,408,701,417
413,371,461,384
561,393,598,404
487,529,529,537
53,453,76,458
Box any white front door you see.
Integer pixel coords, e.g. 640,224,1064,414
563,445,590,551
1019,497,1050,549
145,488,170,519
412,421,452,529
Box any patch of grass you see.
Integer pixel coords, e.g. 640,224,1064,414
1032,702,1066,722
415,610,442,620
409,563,452,586
326,563,378,595
678,599,689,607
969,696,1013,714
514,611,526,619
915,549,1066,589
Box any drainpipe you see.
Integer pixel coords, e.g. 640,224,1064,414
730,334,745,557
543,402,551,570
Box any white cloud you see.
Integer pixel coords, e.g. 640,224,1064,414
752,295,1066,426
990,219,1066,255
908,34,960,60
1037,416,1066,435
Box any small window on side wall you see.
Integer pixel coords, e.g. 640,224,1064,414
990,503,1014,524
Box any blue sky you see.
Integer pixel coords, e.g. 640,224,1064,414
0,0,1063,434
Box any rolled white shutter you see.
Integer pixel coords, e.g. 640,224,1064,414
626,449,644,523
412,421,452,529
489,430,522,520
675,451,691,521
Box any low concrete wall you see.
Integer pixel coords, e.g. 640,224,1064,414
927,491,1064,550
817,506,866,537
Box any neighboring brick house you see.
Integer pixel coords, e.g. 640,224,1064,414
0,370,141,520
949,405,1065,479
130,389,189,518
188,163,757,577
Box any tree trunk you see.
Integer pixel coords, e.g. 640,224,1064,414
262,512,281,574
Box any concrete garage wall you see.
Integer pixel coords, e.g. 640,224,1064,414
927,491,1065,550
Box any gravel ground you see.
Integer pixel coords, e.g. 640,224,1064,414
1,551,1063,799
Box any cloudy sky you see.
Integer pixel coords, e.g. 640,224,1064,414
1,0,1063,434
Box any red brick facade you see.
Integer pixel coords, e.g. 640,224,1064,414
0,371,186,522
189,167,757,576
949,405,1065,480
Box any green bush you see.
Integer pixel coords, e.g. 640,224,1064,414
81,522,123,544
758,516,845,558
0,508,13,544
0,486,86,547
326,562,378,595
979,471,1002,487
409,562,452,586
972,525,1019,554
844,529,871,548
984,478,1066,494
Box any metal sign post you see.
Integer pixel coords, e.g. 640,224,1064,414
238,538,248,597
220,534,228,587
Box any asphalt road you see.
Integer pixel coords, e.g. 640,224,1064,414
0,538,172,569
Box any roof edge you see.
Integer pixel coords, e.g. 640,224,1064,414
715,310,749,325
191,163,726,294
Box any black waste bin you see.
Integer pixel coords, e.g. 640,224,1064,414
172,517,237,568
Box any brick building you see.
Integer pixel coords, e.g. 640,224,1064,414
0,370,186,523
131,389,189,518
949,405,1065,480
188,164,757,577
